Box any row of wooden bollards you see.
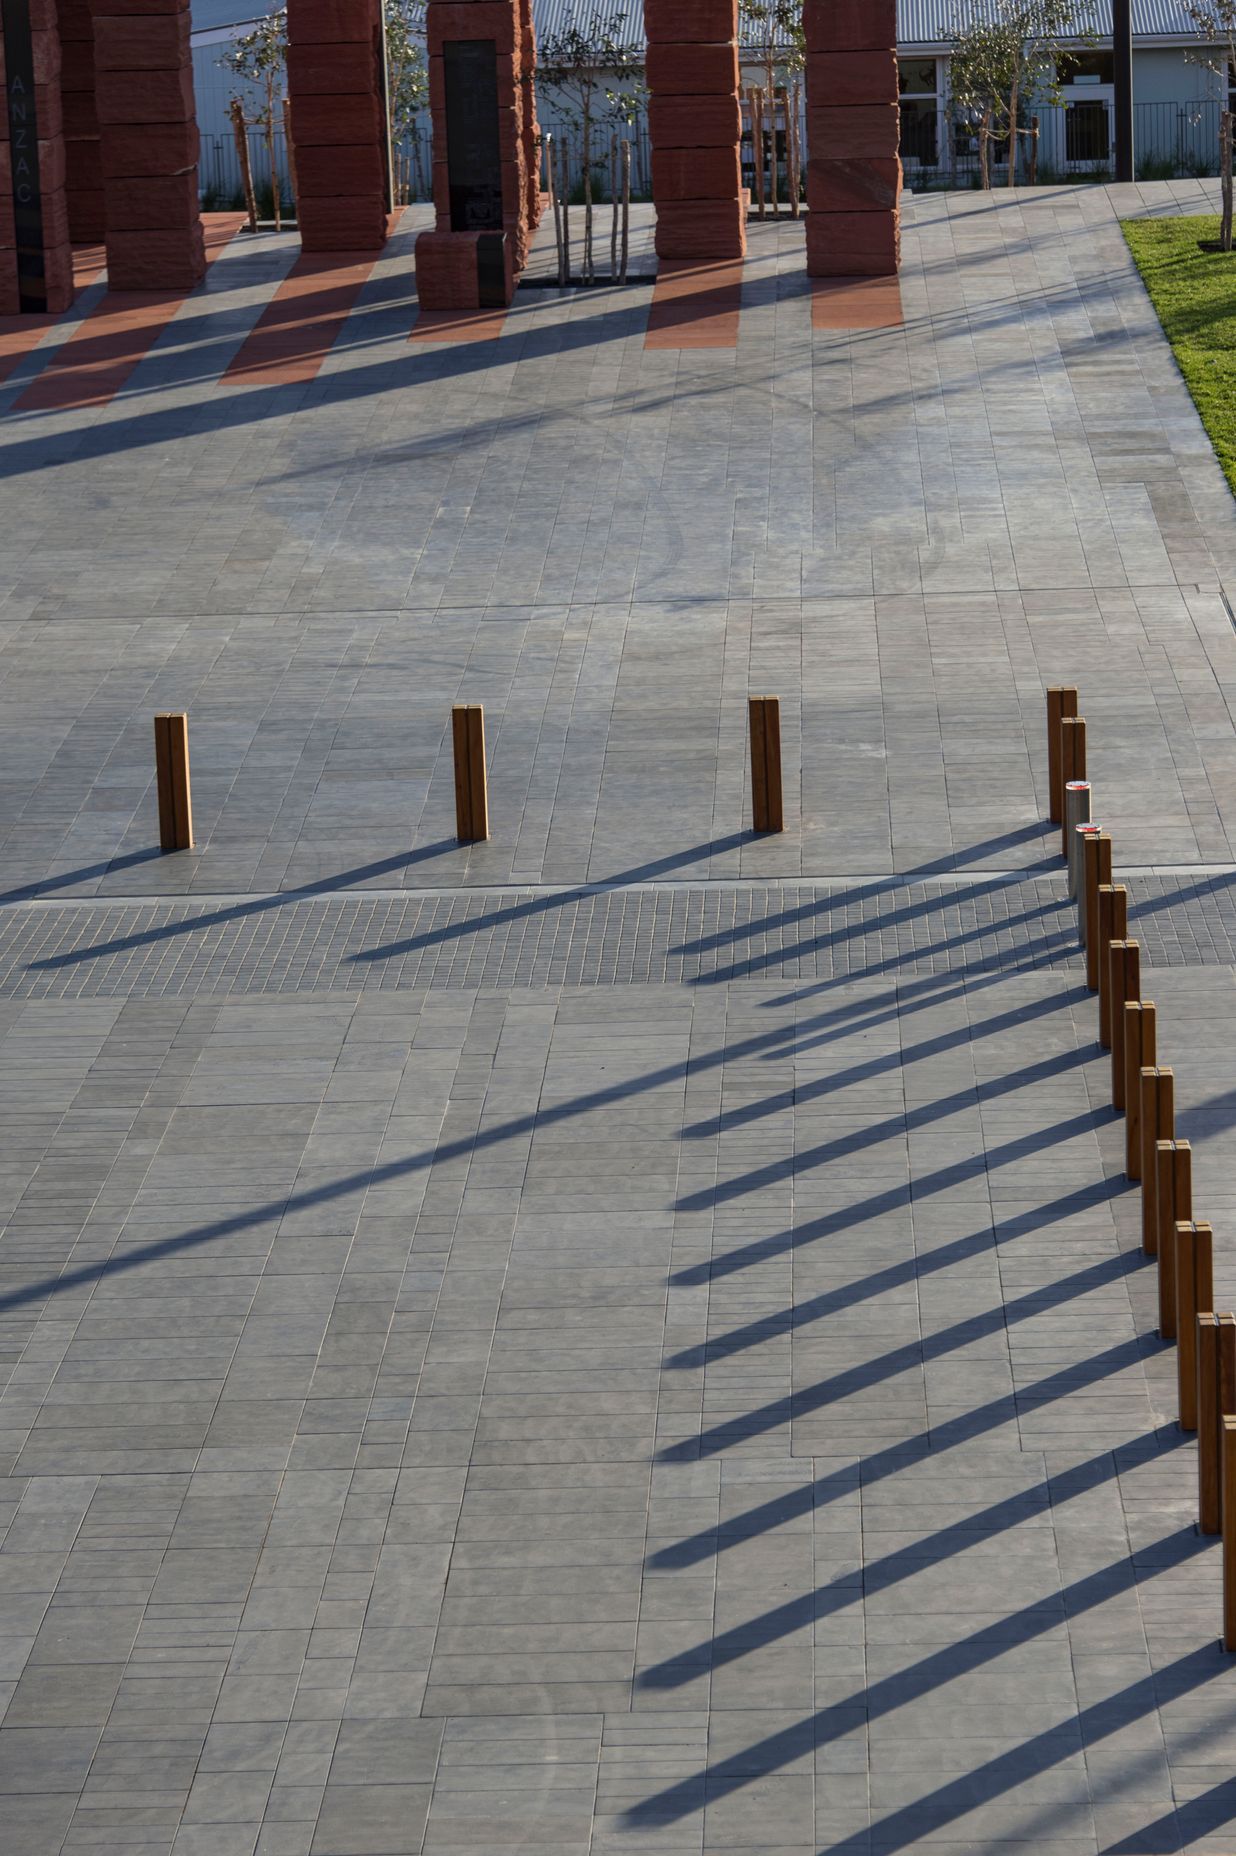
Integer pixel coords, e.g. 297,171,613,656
1049,684,1236,1649
150,698,789,855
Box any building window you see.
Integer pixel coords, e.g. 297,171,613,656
1059,49,1115,85
900,56,940,165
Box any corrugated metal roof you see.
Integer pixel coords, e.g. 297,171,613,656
191,0,1210,51
899,0,1206,42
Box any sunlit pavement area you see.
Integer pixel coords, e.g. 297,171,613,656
5,183,1236,1853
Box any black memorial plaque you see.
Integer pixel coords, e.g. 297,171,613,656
443,39,503,234
1,0,48,312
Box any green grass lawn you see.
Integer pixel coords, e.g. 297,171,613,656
1122,215,1236,496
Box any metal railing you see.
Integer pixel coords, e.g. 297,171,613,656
197,95,1225,211
898,97,1226,189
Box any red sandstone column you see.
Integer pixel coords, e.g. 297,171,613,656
92,0,205,290
517,0,541,241
646,0,744,262
804,0,901,277
416,0,534,311
0,0,74,313
287,0,389,253
57,0,104,239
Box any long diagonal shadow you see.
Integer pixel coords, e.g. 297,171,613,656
0,962,1089,1319
667,1223,1132,1376
696,895,1075,988
641,1433,1182,1691
682,987,1084,1140
26,843,460,970
662,1320,1145,1463
670,823,1058,962
625,1532,1213,1832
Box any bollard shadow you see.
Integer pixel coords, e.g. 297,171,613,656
346,832,752,966
640,1431,1184,1690
625,1529,1214,1838
0,846,164,906
25,842,460,971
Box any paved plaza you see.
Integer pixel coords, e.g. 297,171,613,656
5,183,1236,1853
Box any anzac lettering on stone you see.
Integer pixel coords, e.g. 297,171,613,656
444,40,503,233
1,0,48,311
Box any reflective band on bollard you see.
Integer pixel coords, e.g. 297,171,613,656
1064,783,1091,897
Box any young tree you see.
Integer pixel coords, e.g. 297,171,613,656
739,0,805,214
536,6,644,280
949,1,1099,188
1184,2,1236,249
222,1,431,215
221,9,288,228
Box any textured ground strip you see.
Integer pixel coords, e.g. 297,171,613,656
0,877,1089,997
1,873,1229,999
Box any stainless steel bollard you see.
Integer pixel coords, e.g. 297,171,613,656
1064,781,1092,898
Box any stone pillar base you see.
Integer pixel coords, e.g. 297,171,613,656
415,228,513,310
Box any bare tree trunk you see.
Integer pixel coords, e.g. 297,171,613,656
979,109,992,191
559,139,571,285
582,102,594,283
1007,76,1020,186
788,78,801,219
766,48,778,217
610,133,618,281
266,75,281,231
231,97,258,231
547,134,564,285
1029,115,1039,188
751,89,766,218
1223,110,1234,253
282,95,298,214
621,138,630,283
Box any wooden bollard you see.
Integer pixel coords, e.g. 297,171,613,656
1123,1000,1155,1178
1083,831,1112,990
1096,884,1128,1050
1155,1137,1190,1331
749,697,783,834
1141,1068,1175,1256
1223,1415,1236,1649
154,713,193,852
1059,717,1086,856
1176,1221,1214,1431
1109,942,1140,1110
452,705,489,844
1047,685,1079,823
1198,1313,1236,1535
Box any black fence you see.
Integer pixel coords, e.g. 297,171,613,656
198,96,1227,214
900,97,1228,188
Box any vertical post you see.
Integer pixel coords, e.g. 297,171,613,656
1176,1221,1214,1431
1124,999,1155,1178
749,696,784,834
1224,1415,1236,1651
1141,1066,1176,1255
1064,782,1091,897
1097,884,1128,1050
1059,718,1086,856
452,705,489,844
153,713,193,852
1200,1313,1222,1534
1075,822,1100,944
1046,685,1079,823
1113,0,1134,186
1110,941,1140,1111
1083,831,1112,991
1156,1136,1189,1330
